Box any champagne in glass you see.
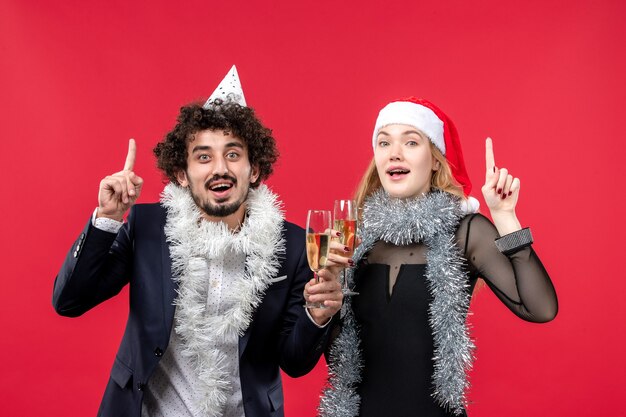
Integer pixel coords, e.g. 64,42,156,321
305,209,332,309
333,199,359,296
306,232,331,272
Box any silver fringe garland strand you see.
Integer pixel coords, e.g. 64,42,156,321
319,190,475,416
317,296,363,417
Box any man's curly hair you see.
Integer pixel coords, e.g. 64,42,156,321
153,100,278,188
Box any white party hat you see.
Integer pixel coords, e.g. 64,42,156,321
203,65,247,108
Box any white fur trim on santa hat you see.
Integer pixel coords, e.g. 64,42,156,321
373,101,445,154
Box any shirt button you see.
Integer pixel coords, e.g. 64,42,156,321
154,347,163,357
137,382,145,391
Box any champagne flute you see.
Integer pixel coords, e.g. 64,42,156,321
305,209,332,309
333,199,359,296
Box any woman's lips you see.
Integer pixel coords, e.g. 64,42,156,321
387,167,410,181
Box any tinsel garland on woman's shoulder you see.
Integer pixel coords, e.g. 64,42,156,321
319,190,475,416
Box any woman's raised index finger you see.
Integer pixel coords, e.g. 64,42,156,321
124,138,136,171
485,137,496,171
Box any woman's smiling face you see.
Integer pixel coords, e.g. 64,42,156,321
374,124,439,199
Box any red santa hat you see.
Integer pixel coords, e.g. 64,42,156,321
373,97,473,197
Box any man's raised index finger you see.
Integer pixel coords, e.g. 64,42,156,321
485,137,496,171
124,138,136,171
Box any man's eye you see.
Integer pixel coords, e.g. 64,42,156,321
227,152,239,159
198,154,210,161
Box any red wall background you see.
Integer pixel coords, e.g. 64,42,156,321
1,1,624,416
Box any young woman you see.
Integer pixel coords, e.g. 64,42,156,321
319,97,558,417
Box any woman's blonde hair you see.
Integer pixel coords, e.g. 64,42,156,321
354,141,465,211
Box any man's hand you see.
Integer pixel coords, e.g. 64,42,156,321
97,139,144,221
304,268,343,326
304,229,350,325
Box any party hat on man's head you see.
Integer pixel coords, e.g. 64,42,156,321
203,65,247,108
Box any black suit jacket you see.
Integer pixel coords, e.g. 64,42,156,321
53,203,330,417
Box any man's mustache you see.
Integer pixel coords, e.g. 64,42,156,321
205,174,237,189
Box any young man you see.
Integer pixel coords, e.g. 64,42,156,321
53,66,344,417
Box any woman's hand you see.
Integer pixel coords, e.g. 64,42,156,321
481,138,522,235
326,229,355,274
482,137,520,212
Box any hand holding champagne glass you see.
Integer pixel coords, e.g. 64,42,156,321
333,199,359,296
305,209,332,309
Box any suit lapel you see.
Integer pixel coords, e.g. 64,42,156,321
160,211,177,337
239,326,252,358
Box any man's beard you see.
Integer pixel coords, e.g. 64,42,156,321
194,194,247,217
189,174,249,218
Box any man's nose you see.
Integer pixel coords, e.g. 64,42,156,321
211,155,229,176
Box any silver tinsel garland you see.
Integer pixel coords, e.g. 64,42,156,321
162,184,284,416
319,190,475,416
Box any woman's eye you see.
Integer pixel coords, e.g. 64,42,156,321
406,140,418,146
378,141,389,147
